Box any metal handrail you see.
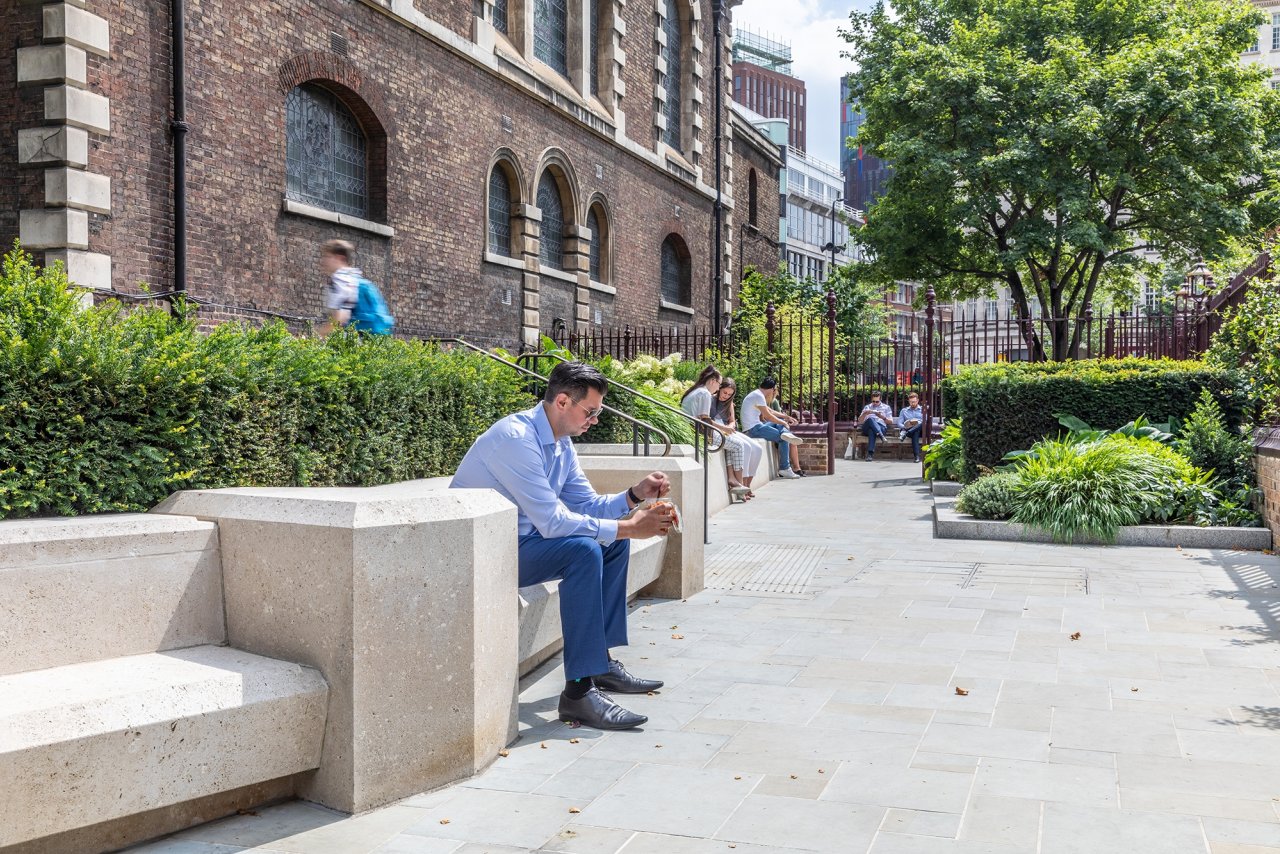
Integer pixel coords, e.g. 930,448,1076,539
515,352,727,457
441,339,673,457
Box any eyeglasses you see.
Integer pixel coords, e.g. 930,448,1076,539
571,399,605,419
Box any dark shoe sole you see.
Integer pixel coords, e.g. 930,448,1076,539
592,679,664,694
559,713,648,730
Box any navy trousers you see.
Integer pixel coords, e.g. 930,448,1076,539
518,533,631,681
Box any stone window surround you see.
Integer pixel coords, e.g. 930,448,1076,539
489,0,623,115
485,153,526,258
585,195,612,287
653,0,705,166
349,0,725,204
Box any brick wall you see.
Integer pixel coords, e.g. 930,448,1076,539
730,120,782,283
2,0,732,349
1254,430,1280,537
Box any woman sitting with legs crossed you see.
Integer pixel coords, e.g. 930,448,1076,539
680,366,753,501
713,377,761,499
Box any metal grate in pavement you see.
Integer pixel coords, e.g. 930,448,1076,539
705,544,827,595
855,561,977,586
965,563,1089,594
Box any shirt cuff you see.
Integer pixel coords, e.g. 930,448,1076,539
608,490,632,518
596,518,620,545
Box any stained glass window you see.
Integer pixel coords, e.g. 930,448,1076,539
286,84,368,218
587,206,603,282
661,235,690,305
534,0,568,76
538,173,564,270
590,0,601,98
494,0,508,34
488,165,512,257
661,0,683,150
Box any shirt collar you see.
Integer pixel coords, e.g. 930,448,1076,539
531,402,559,448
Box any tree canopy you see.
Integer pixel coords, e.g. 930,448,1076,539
842,0,1280,358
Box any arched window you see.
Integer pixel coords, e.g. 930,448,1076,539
286,83,368,217
748,169,759,227
537,172,565,270
661,0,684,150
488,163,514,257
534,0,568,76
660,234,691,306
587,203,608,283
493,0,508,34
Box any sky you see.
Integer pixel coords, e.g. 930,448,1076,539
730,0,879,167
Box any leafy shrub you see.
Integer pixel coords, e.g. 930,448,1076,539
924,418,965,481
1004,435,1215,542
1208,278,1280,422
1178,389,1255,488
942,358,1244,480
955,471,1019,519
0,245,531,519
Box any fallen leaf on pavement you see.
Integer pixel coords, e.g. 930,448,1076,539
540,742,548,749
789,774,798,780
569,738,580,744
955,687,970,696
439,819,451,825
672,634,685,640
1070,632,1082,640
569,807,581,814
498,749,509,757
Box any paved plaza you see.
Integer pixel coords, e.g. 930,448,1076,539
133,461,1280,853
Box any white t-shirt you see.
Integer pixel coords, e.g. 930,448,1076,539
681,386,713,420
741,388,768,431
326,267,361,312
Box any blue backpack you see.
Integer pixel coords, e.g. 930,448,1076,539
350,278,394,335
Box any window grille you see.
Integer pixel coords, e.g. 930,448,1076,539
590,0,601,97
748,170,758,226
588,207,603,282
661,0,683,150
661,235,690,304
534,0,569,76
494,0,508,34
538,173,565,270
488,166,513,256
286,84,368,218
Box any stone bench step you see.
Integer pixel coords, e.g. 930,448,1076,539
0,644,327,849
0,513,224,676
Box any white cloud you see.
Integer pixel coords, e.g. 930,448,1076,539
729,0,871,165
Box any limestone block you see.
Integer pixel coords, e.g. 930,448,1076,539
18,126,88,167
44,85,110,133
44,4,111,57
153,479,519,814
19,208,88,249
576,454,704,599
0,513,223,676
44,249,111,290
45,166,110,213
0,645,327,847
16,44,87,85
523,307,540,327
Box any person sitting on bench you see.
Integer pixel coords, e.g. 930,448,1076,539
856,390,894,461
897,391,925,464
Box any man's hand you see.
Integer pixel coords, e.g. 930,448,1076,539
626,503,675,538
634,472,670,501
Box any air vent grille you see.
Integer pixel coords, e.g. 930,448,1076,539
330,32,349,56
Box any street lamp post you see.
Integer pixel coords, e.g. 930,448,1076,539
820,194,846,282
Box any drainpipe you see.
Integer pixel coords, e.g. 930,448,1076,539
170,0,188,312
711,0,724,339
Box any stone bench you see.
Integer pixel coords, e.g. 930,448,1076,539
0,513,328,853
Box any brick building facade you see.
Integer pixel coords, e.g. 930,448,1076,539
2,0,761,348
728,105,783,284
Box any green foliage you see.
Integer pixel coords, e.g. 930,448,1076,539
1208,275,1280,422
1002,435,1215,542
943,358,1243,479
1177,389,1257,492
955,471,1019,520
924,418,965,481
0,245,530,519
842,0,1280,359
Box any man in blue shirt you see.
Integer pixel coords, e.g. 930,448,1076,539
452,362,674,730
857,390,895,461
897,391,925,463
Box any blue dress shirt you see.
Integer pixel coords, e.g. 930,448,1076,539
450,404,631,544
897,405,924,429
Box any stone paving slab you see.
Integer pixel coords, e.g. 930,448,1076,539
130,460,1280,854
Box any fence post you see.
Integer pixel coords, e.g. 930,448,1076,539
826,290,837,476
924,285,936,456
765,302,778,376
1105,313,1115,359
1083,302,1094,359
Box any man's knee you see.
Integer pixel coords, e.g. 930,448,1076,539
559,536,604,567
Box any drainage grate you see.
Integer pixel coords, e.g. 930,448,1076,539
706,544,826,595
856,561,976,586
965,563,1089,594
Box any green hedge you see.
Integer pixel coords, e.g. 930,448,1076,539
0,246,531,519
941,358,1245,481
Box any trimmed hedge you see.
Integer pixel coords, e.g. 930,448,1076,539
0,247,531,519
941,359,1245,481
